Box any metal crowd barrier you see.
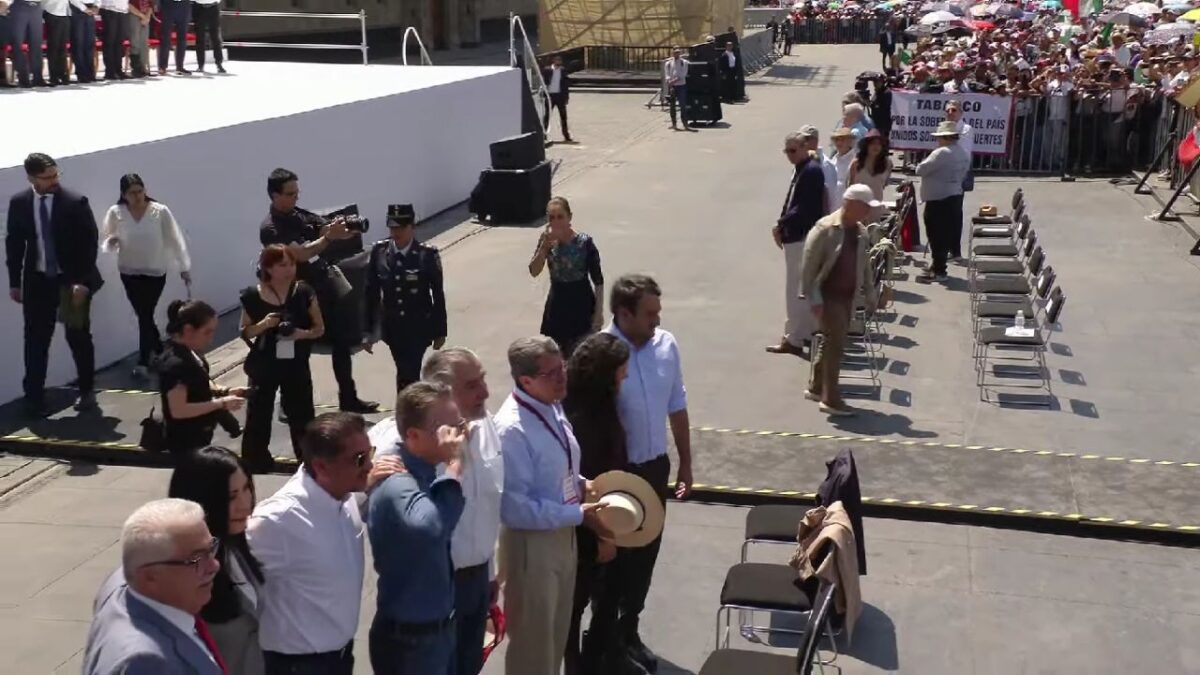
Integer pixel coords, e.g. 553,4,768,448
220,10,369,65
745,7,792,28
790,17,886,44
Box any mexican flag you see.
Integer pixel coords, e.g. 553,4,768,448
1063,0,1102,19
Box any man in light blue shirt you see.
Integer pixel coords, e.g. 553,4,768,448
603,274,692,673
496,336,610,675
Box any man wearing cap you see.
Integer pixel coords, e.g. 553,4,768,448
767,130,827,358
365,204,448,394
916,121,970,282
800,185,879,417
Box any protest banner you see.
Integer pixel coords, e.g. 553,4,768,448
888,91,1014,155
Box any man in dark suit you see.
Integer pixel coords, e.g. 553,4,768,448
365,204,448,394
718,41,738,103
541,55,573,143
878,19,898,71
6,153,102,417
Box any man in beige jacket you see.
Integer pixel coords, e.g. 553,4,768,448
800,185,880,416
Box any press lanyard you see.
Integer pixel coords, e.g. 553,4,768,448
515,396,573,475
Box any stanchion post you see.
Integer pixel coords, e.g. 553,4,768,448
1134,131,1176,195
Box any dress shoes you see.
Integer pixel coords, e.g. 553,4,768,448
75,391,99,412
625,632,658,674
339,398,380,414
22,397,50,418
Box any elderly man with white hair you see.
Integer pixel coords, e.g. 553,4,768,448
841,103,871,141
83,498,226,675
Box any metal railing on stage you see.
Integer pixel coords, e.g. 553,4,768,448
401,27,433,66
220,10,370,65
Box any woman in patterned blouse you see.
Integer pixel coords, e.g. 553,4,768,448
528,196,605,357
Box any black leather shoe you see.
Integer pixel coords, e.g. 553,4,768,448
625,633,658,674
606,649,649,675
22,397,50,418
176,68,192,76
75,391,99,412
339,398,380,414
216,64,227,74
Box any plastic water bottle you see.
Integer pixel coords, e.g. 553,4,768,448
1015,310,1026,330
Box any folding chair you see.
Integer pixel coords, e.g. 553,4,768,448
841,262,886,390
970,234,1038,282
700,581,838,675
970,260,1050,311
973,266,1056,336
970,216,1031,260
741,503,808,562
975,287,1066,405
969,203,1026,248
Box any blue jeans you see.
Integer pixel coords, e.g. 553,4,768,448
454,564,491,675
369,616,456,675
8,0,44,85
70,10,97,82
668,84,689,128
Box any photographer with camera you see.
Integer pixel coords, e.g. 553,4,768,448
365,204,448,394
238,245,324,473
260,167,378,414
156,299,249,456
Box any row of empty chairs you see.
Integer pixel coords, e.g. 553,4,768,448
968,188,1067,405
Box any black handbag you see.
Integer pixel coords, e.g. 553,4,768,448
139,406,167,453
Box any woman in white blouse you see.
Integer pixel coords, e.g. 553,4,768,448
102,174,192,378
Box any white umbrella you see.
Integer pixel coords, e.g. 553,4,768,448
1125,2,1163,16
1145,21,1198,44
970,3,993,15
920,2,967,14
921,9,962,23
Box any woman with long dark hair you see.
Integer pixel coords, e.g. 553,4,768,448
239,244,323,473
848,130,892,202
562,332,636,675
528,196,605,357
155,299,247,456
102,173,192,378
167,446,265,675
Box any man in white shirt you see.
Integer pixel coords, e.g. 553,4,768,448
663,46,693,131
99,0,129,80
830,128,857,200
42,0,71,85
1045,66,1073,169
804,127,841,212
248,412,377,675
68,0,99,83
84,499,225,675
1111,32,1131,69
540,54,572,142
944,100,973,258
369,346,504,675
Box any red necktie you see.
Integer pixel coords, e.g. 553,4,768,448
193,617,229,675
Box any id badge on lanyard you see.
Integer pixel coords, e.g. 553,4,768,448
276,338,295,360
516,397,578,505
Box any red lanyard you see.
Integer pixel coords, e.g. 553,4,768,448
515,396,573,475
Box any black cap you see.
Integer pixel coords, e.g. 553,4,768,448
387,204,415,227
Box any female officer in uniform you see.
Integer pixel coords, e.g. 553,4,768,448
364,204,448,394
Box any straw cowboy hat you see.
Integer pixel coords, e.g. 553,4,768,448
931,121,961,137
590,470,666,548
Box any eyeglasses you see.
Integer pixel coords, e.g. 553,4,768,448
533,363,567,380
140,537,219,574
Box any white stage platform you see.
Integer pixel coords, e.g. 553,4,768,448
0,61,521,403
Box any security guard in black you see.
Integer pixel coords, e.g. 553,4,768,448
365,204,448,393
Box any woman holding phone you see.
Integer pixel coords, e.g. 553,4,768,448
528,196,605,357
102,174,192,378
238,244,323,473
155,299,248,456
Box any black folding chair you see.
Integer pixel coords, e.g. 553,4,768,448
700,581,838,675
975,288,1066,405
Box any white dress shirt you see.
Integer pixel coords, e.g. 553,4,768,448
664,57,689,86
821,153,841,211
68,0,99,11
126,588,217,666
31,190,54,274
101,202,192,276
42,0,70,17
100,0,128,12
955,120,975,158
548,67,563,94
247,469,366,655
369,414,504,576
834,149,855,197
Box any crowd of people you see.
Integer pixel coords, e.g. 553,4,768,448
0,0,224,88
6,149,699,674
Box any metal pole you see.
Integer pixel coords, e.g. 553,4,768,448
360,10,368,64
508,12,516,67
1134,132,1176,195
1155,156,1200,221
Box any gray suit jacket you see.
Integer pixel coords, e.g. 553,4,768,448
83,569,224,675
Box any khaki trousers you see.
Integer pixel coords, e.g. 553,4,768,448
809,299,852,406
502,526,577,675
783,240,815,347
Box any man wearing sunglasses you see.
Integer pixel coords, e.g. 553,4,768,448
767,128,828,360
84,498,225,675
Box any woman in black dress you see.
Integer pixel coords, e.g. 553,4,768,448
528,196,604,357
239,244,324,473
168,446,266,675
562,332,635,675
155,299,248,456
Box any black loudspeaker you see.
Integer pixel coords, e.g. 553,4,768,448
686,94,723,125
686,60,717,94
470,160,552,224
490,132,546,171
